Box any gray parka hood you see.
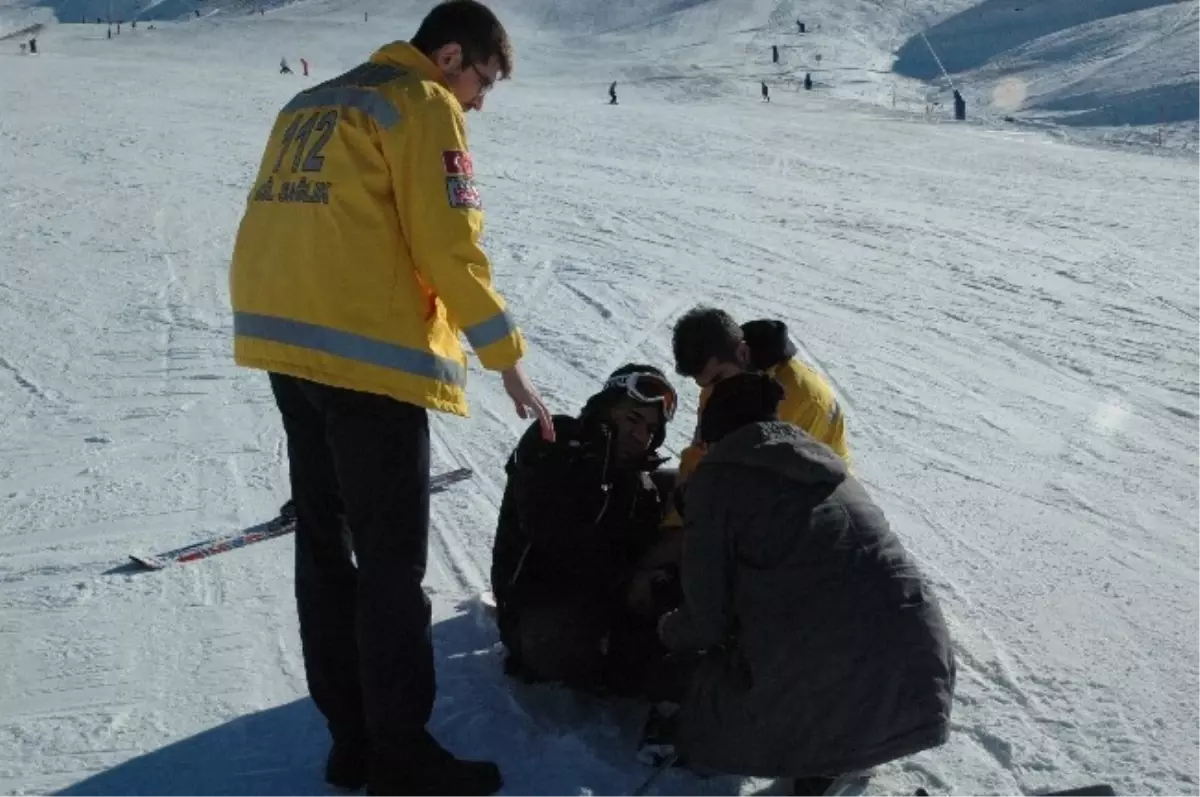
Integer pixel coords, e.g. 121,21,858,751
702,421,847,492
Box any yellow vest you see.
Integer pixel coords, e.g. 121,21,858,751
665,360,852,526
229,42,524,416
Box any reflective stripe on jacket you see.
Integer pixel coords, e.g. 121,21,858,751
230,42,524,416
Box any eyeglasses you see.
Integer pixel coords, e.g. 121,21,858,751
605,372,678,422
468,62,494,96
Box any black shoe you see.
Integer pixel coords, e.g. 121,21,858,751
503,651,536,683
792,775,837,795
367,734,502,796
636,702,680,766
325,741,367,790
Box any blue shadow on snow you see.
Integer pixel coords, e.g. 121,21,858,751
55,604,733,796
893,0,1179,79
1037,81,1200,126
56,698,330,796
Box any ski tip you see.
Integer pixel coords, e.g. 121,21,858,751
128,554,166,570
1037,786,1117,797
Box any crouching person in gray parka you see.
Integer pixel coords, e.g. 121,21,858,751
657,372,956,792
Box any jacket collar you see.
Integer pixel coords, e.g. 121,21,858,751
370,41,454,93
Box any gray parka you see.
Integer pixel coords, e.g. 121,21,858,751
660,422,955,777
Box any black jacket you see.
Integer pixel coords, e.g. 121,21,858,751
491,414,664,621
661,422,955,777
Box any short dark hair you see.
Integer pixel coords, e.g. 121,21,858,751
672,306,743,377
699,372,784,444
411,0,513,79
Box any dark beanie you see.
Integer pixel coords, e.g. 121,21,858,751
700,372,785,445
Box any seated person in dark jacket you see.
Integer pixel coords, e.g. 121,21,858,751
491,364,683,698
656,373,956,793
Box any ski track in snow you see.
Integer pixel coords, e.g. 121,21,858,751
0,3,1197,796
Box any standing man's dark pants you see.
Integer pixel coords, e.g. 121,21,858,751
269,372,432,760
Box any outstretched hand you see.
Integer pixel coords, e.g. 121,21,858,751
501,364,555,442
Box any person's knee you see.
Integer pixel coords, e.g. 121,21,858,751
516,605,608,685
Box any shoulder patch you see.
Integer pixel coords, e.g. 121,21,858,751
446,176,482,210
442,150,474,177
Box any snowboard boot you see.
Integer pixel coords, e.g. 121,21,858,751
367,733,502,796
325,741,367,790
636,701,682,767
791,775,836,795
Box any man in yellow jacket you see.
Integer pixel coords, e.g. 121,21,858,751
228,2,550,794
663,306,851,526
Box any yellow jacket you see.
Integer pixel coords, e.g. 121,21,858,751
665,323,851,527
680,358,850,469
229,42,524,416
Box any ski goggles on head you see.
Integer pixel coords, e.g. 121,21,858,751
604,372,678,422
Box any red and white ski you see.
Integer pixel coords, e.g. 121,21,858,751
128,467,474,570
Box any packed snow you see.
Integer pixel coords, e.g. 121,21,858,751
0,0,1197,794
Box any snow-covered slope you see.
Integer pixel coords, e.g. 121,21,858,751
5,0,1198,147
1,2,1197,796
894,0,1199,146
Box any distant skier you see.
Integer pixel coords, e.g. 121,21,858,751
300,57,309,76
194,9,200,17
364,11,368,21
796,19,805,33
772,44,778,63
608,80,617,105
131,19,136,28
28,37,36,54
804,72,812,90
107,26,112,38
19,42,26,53
760,81,769,102
279,57,292,74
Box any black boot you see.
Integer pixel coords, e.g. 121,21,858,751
636,702,681,766
792,775,836,795
325,741,367,790
367,733,501,796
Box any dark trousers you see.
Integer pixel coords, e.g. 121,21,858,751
269,373,433,756
505,577,686,702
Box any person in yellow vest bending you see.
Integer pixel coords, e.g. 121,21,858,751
666,306,851,525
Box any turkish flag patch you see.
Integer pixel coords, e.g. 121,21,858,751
442,150,474,177
446,177,482,209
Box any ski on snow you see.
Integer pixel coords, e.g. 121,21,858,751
128,467,474,570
